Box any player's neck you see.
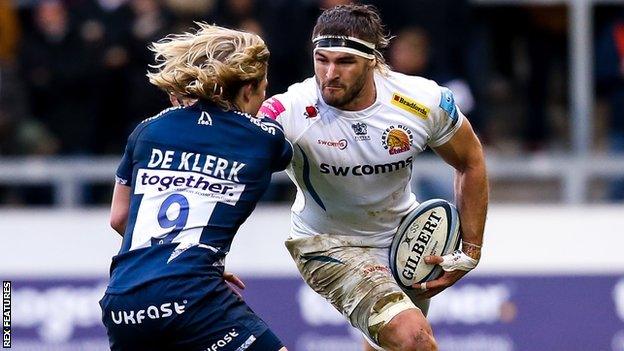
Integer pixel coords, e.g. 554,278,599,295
339,76,377,112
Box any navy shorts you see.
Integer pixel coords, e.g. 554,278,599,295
100,275,283,351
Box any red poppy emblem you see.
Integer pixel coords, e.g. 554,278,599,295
304,105,318,118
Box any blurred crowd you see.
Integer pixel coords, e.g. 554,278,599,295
1,0,624,203
0,0,325,156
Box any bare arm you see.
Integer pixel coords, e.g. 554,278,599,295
415,118,488,298
110,183,131,236
433,118,488,259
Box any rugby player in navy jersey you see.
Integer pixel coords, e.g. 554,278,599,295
99,23,291,351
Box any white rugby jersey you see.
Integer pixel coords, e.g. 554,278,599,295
260,71,465,247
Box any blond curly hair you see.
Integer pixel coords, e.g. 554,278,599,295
147,22,269,111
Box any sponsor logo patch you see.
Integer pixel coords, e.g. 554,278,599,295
382,125,413,155
351,122,371,141
204,329,243,351
110,300,187,325
197,111,213,126
391,93,429,119
317,139,347,150
320,156,413,176
135,169,244,204
362,265,391,275
439,87,459,125
304,105,318,118
115,175,128,185
239,112,277,135
259,97,286,120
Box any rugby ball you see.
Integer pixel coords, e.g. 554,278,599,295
389,199,461,290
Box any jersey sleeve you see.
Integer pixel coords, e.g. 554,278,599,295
259,95,298,141
427,86,465,148
273,138,293,172
262,118,294,172
259,96,288,121
260,78,318,144
115,124,144,185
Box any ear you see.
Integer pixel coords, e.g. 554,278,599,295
242,83,254,103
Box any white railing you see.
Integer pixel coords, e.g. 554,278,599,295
2,155,624,207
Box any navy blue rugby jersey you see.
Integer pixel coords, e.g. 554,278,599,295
106,100,292,294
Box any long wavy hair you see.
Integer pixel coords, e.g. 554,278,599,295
147,22,269,111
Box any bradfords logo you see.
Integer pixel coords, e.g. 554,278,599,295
382,125,413,155
110,300,187,325
391,93,429,119
352,122,371,141
317,139,347,150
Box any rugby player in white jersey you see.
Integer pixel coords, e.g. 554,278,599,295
259,4,488,351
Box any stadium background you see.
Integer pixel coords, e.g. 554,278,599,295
1,0,624,350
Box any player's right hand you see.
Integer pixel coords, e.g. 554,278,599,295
413,246,480,298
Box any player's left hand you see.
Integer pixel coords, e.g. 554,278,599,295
413,248,479,299
223,271,246,297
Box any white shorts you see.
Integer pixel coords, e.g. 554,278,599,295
285,234,430,347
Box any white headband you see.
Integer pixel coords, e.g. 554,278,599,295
312,35,377,60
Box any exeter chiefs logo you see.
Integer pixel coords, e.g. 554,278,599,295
382,125,413,155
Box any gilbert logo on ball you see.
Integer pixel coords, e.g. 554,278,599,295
389,199,461,289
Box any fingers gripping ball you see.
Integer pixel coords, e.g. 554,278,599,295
389,199,461,290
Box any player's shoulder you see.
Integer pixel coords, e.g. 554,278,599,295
127,105,187,142
383,71,461,126
380,71,447,110
259,77,318,121
140,105,186,125
234,110,286,140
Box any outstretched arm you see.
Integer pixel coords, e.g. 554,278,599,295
416,118,488,298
